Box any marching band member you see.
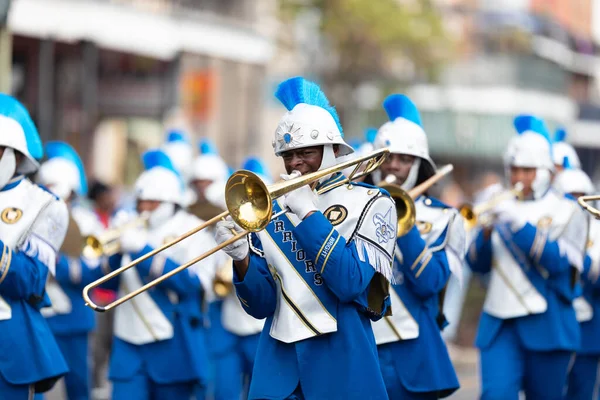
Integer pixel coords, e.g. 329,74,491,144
554,163,600,399
214,77,397,400
370,94,464,399
188,146,230,221
467,115,586,399
553,127,581,172
161,129,195,207
103,150,217,400
0,95,69,398
36,141,105,400
209,157,269,400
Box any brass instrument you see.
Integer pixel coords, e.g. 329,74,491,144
213,260,234,298
379,164,454,237
578,195,600,219
82,215,149,259
459,182,524,230
82,148,391,312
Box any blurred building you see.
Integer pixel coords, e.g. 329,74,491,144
6,0,276,185
400,0,600,195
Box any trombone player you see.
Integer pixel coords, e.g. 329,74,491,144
554,162,600,399
36,141,105,400
214,77,397,399
466,115,586,399
369,94,464,399
103,150,218,400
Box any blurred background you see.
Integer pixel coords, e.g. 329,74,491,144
3,0,600,398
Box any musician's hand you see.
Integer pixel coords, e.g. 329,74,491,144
280,171,318,220
120,227,148,254
215,216,248,261
494,199,525,231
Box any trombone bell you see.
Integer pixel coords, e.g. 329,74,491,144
225,171,273,232
378,182,416,238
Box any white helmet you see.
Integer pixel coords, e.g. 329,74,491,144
273,77,353,173
0,94,43,188
504,115,554,199
552,128,581,168
190,154,230,183
554,168,594,196
37,141,87,200
161,130,194,183
134,149,184,205
373,94,436,190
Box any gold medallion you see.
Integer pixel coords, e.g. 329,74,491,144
1,207,23,224
323,205,348,226
416,221,432,235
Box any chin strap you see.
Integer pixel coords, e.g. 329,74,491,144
400,158,421,191
0,148,16,189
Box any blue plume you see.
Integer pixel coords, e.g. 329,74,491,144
166,129,189,144
45,141,88,196
513,115,550,139
554,127,567,143
383,94,422,127
563,156,572,169
0,94,43,159
365,127,378,143
142,149,179,176
274,76,343,135
198,137,219,155
242,157,271,180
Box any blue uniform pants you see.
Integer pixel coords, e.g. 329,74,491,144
213,333,260,400
567,354,600,400
479,322,573,400
0,374,34,400
378,344,438,400
112,371,196,400
54,333,90,400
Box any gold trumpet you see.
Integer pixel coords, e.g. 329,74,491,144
459,182,524,230
578,195,600,219
81,215,149,259
379,164,454,237
82,148,390,312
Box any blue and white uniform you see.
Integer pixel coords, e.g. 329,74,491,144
467,115,586,400
105,150,218,400
208,156,269,400
370,94,464,399
215,77,396,400
36,141,105,400
555,163,600,399
0,94,69,399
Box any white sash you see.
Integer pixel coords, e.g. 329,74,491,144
372,285,418,345
483,233,547,318
0,295,11,321
222,294,265,336
114,266,173,345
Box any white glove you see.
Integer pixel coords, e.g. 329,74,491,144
120,227,148,254
280,171,318,220
215,216,249,261
493,199,525,231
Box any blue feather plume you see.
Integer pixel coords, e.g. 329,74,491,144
142,149,179,176
365,127,378,143
0,94,43,159
274,76,343,135
45,141,88,196
166,129,189,144
554,127,567,143
383,94,422,127
242,157,271,180
198,137,219,155
513,115,550,139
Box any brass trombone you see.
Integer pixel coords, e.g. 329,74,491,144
379,164,454,237
578,195,600,219
458,182,524,230
82,215,149,259
82,148,390,312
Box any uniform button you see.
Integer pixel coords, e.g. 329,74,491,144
367,190,374,195
425,199,432,206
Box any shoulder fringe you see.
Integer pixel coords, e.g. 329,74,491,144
354,237,395,284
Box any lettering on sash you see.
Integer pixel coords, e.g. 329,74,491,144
272,216,323,286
